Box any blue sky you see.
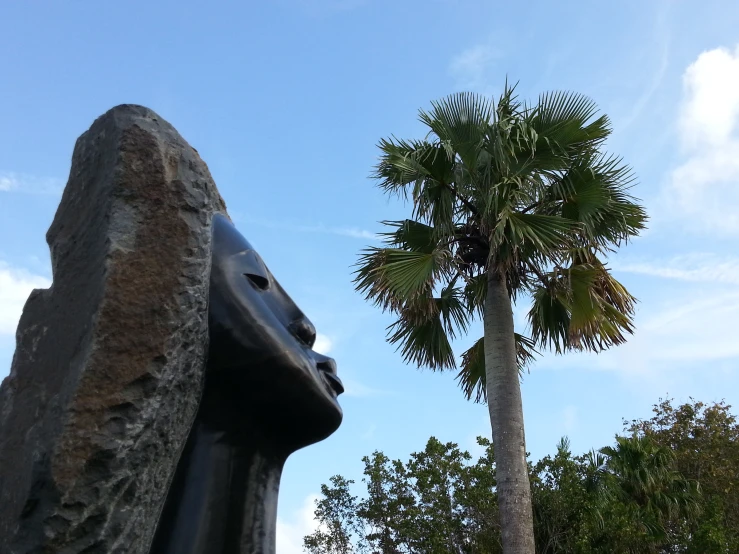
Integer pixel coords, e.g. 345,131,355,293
2,0,739,550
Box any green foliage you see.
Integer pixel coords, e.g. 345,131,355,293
304,399,738,554
354,85,647,402
626,398,739,552
303,475,367,554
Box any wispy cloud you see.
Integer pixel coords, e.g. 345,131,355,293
543,290,739,376
449,41,500,94
617,5,671,131
0,262,51,335
0,172,63,195
661,44,739,236
341,378,395,398
239,214,378,241
614,253,739,285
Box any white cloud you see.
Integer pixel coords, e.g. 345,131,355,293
313,333,333,355
614,253,739,285
0,172,62,195
544,289,739,376
341,378,394,398
665,45,739,235
333,227,377,240
241,215,378,241
539,252,739,376
276,493,321,554
617,9,670,132
678,46,739,149
449,42,500,93
0,174,18,191
0,262,51,335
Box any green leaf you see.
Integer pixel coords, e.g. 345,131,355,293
381,249,450,299
436,283,471,338
380,219,437,254
499,212,580,255
387,308,456,370
353,246,453,312
463,273,487,317
527,260,637,353
458,337,486,402
418,92,493,171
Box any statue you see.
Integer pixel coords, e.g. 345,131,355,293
150,214,344,554
0,105,342,554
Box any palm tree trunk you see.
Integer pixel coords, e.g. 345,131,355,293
483,270,535,554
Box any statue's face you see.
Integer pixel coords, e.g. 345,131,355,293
206,214,343,450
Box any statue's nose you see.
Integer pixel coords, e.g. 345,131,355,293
288,318,317,349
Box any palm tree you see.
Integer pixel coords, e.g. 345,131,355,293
586,435,701,551
353,84,647,553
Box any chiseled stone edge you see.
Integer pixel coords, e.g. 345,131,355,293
0,105,227,553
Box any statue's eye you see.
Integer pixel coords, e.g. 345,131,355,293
244,273,270,291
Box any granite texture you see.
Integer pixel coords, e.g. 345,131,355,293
0,105,227,553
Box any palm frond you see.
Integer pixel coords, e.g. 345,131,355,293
379,219,437,253
458,337,486,402
436,283,471,338
495,91,611,184
594,434,702,540
386,302,456,370
499,212,580,254
532,91,610,151
545,152,647,249
418,92,493,171
463,273,487,317
374,137,433,196
413,179,458,239
353,247,453,311
527,260,637,353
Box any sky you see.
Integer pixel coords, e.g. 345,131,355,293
1,0,739,551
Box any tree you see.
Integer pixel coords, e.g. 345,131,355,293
353,85,647,552
305,400,738,554
585,434,701,552
303,475,367,554
626,399,739,552
304,437,502,553
530,438,591,553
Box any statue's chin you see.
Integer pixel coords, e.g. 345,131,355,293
268,397,343,453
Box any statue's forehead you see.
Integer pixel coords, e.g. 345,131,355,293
212,213,258,257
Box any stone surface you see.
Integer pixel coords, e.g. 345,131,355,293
0,105,228,553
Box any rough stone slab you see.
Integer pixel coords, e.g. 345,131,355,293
0,105,228,553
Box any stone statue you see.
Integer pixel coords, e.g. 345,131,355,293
150,214,343,553
0,105,342,554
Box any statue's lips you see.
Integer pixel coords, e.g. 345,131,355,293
319,370,344,396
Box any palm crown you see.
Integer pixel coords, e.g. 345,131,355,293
354,85,647,402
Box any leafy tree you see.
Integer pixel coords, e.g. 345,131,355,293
305,400,738,554
304,475,367,554
627,398,739,552
354,86,647,552
586,434,701,552
304,437,502,553
359,451,417,552
530,438,591,553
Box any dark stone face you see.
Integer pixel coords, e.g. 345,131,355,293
205,214,343,450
